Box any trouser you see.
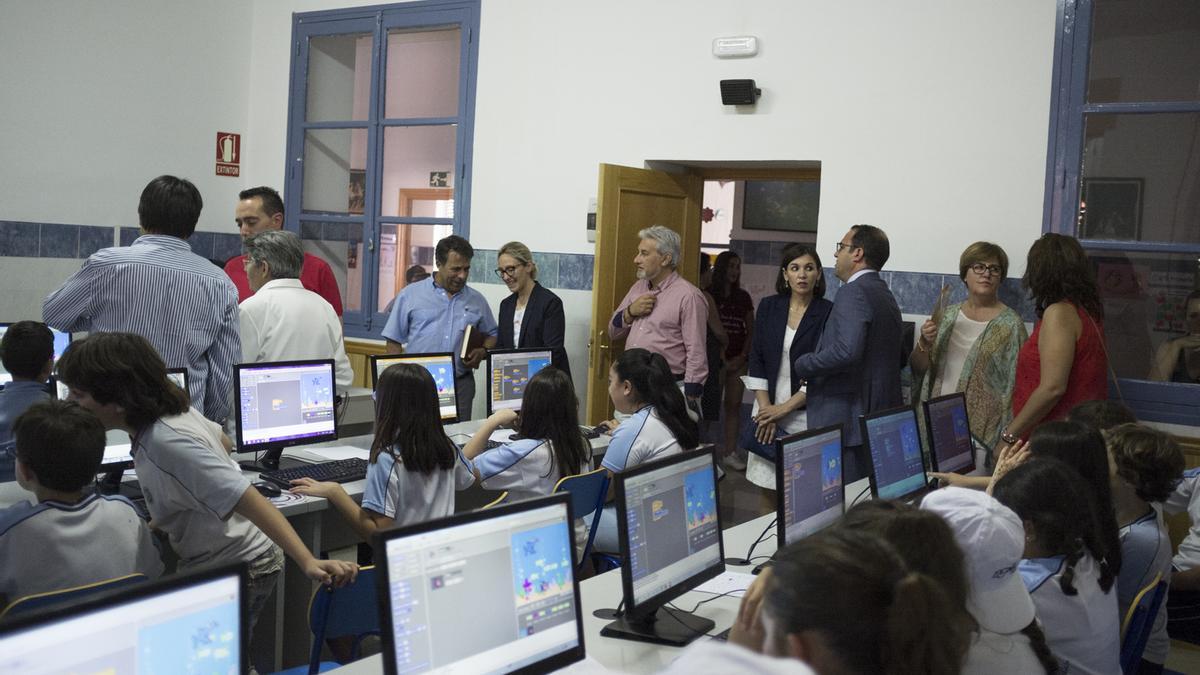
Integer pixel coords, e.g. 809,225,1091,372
842,443,868,484
244,545,285,673
455,373,476,422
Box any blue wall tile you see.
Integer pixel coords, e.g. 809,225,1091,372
535,252,559,288
889,271,948,314
212,233,242,264
0,221,39,257
188,231,214,259
468,249,497,285
78,225,114,257
38,223,78,258
119,227,140,247
558,254,593,290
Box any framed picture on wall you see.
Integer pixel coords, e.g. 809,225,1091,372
348,170,366,215
1080,177,1142,240
741,180,820,233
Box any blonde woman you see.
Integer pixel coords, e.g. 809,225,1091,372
495,241,571,379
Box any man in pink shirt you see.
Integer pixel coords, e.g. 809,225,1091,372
225,187,343,316
610,225,709,405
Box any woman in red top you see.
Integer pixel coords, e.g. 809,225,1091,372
1003,234,1108,451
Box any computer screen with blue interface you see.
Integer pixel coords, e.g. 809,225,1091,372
925,393,975,474
379,499,582,674
0,324,70,387
0,571,242,674
864,407,927,500
487,349,552,414
623,451,721,607
371,353,457,422
777,426,844,545
236,360,336,449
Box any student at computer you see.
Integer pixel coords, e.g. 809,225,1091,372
1105,424,1182,674
727,528,966,675
0,399,163,607
922,487,1059,674
0,321,53,480
55,333,357,637
993,458,1120,675
290,363,475,535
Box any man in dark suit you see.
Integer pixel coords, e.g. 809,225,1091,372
793,225,904,481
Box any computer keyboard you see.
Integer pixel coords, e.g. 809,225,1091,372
711,627,731,641
259,458,369,488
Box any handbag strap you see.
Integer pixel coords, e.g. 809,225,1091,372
1084,310,1124,405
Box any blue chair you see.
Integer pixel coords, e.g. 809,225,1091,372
1120,572,1167,674
275,566,380,675
553,468,609,572
0,573,149,619
481,491,510,509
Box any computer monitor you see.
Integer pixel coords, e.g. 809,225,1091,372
486,348,553,416
861,405,928,501
0,323,71,388
369,352,457,423
0,564,247,674
923,392,976,474
775,424,845,546
375,493,585,675
602,447,724,646
235,359,338,471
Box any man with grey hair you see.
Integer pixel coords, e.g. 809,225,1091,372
610,225,709,410
239,230,354,387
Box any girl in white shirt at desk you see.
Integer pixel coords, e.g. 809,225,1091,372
290,363,474,537
993,458,1121,675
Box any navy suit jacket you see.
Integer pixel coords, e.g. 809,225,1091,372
497,282,571,380
747,294,834,401
792,272,904,446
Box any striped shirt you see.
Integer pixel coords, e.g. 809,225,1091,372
43,235,240,422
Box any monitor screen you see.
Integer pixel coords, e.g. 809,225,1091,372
775,425,844,546
0,566,245,674
370,353,457,423
924,393,975,474
235,359,337,451
618,448,723,610
376,495,584,675
863,406,927,501
100,442,133,470
487,349,552,415
0,324,70,388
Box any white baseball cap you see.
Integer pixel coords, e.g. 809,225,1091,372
921,487,1035,634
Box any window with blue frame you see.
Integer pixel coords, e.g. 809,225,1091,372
1044,0,1200,425
284,0,480,339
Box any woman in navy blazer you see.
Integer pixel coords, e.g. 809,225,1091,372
744,243,834,490
495,242,571,380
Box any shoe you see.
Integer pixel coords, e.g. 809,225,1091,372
723,454,747,471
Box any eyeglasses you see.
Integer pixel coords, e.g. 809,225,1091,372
969,263,1003,277
494,263,526,279
834,242,855,255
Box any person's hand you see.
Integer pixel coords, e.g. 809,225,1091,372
754,402,792,425
754,420,777,445
462,347,487,369
597,419,620,435
729,567,772,652
304,558,359,588
988,439,1031,494
289,477,344,500
628,293,657,318
490,409,519,428
726,355,747,372
929,471,973,488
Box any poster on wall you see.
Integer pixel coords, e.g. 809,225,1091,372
215,132,240,177
348,170,365,215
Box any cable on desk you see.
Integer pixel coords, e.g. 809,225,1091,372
722,517,776,566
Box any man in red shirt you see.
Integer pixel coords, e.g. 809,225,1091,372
224,186,343,316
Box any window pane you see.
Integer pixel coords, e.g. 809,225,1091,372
377,223,453,313
1087,249,1200,381
380,125,457,218
301,129,369,215
1088,0,1200,103
385,27,461,119
306,33,372,122
300,221,365,313
1078,112,1200,244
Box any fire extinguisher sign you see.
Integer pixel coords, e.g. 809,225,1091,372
216,132,241,177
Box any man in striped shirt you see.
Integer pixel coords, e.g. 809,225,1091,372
43,175,240,423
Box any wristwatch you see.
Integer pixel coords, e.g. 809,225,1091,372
1000,431,1018,445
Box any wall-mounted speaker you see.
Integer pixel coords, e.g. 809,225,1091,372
720,79,761,105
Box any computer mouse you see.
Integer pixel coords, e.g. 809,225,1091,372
253,481,281,498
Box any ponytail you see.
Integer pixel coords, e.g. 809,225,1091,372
1059,538,1085,596
612,349,698,450
1020,621,1061,674
884,573,967,675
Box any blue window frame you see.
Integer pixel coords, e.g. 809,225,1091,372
1043,0,1200,425
284,0,480,339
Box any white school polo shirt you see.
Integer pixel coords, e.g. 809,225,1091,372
1021,554,1120,675
359,445,475,528
1165,467,1200,572
601,406,684,473
1117,508,1172,664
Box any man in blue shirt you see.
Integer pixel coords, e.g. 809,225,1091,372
383,235,497,420
0,322,54,481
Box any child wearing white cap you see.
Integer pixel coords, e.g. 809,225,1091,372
922,486,1057,674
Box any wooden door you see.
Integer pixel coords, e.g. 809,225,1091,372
585,164,702,424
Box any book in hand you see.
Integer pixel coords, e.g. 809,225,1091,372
460,324,488,361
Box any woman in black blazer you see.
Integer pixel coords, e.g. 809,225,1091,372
743,242,833,490
495,241,571,380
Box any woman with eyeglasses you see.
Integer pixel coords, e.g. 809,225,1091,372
911,242,1027,467
494,241,571,379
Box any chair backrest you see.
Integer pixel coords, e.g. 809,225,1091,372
0,573,149,619
1120,573,1167,673
307,566,380,672
482,491,509,509
554,467,610,569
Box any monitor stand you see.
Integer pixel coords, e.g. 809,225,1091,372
600,605,714,647
95,468,143,500
238,446,286,473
